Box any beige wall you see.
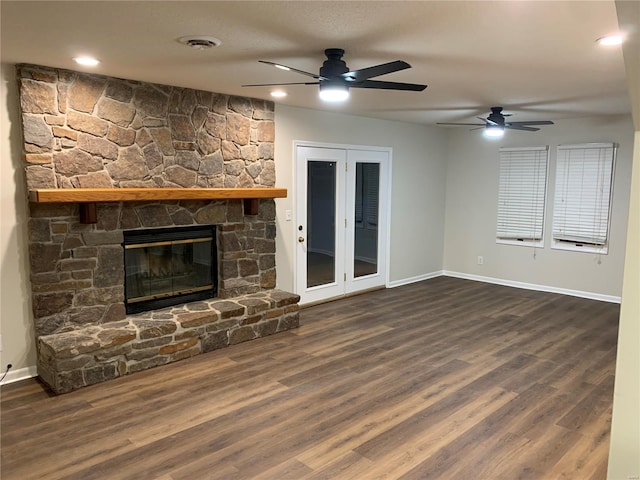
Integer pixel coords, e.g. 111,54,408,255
608,2,640,476
443,115,635,299
608,130,640,479
273,104,448,292
0,63,37,374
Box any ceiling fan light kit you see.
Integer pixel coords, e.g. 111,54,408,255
484,125,505,139
243,48,427,102
319,82,350,102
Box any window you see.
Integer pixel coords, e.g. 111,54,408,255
496,146,549,247
552,143,616,253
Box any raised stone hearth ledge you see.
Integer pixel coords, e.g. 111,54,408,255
38,289,300,394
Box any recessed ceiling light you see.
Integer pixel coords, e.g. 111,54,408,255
597,34,624,46
73,56,100,66
270,91,287,98
177,36,222,50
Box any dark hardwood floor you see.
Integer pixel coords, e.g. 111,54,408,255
0,277,620,479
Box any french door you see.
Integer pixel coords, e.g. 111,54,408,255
295,144,390,304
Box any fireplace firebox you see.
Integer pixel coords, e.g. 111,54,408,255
123,225,218,314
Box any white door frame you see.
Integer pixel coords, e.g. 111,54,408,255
294,141,392,305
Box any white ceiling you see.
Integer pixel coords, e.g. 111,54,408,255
0,1,634,127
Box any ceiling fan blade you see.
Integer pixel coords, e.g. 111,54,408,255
258,60,328,81
242,81,320,87
506,125,540,131
342,60,411,82
436,122,486,126
350,79,427,91
506,120,555,126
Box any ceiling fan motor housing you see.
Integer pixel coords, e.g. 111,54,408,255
487,107,505,126
320,48,349,78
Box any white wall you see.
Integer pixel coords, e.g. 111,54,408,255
0,63,37,376
273,104,448,292
443,115,635,299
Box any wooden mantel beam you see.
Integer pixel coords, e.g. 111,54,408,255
28,188,288,223
28,187,287,203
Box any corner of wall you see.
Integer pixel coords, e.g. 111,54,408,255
0,62,38,373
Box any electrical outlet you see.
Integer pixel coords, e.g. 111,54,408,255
477,256,484,265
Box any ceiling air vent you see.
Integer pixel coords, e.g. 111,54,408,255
177,36,222,50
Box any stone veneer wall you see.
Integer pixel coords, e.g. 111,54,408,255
18,64,275,190
15,64,299,393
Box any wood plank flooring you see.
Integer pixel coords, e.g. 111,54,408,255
0,277,620,479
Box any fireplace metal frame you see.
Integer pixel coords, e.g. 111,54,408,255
122,225,218,314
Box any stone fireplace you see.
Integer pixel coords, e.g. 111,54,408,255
18,64,299,394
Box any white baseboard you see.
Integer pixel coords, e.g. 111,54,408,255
443,271,621,304
0,365,37,385
388,270,444,288
388,270,620,303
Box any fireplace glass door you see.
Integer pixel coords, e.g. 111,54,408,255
123,225,217,314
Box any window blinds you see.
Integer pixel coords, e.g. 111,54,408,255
355,163,380,229
365,164,379,228
552,143,615,246
497,146,549,241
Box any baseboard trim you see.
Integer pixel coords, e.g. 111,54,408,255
0,365,38,385
388,270,445,288
442,271,622,304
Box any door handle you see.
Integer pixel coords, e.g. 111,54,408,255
298,236,305,243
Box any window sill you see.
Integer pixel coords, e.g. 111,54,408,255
551,241,608,255
496,238,544,248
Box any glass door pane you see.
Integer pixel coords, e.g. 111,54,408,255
307,161,337,288
354,162,379,278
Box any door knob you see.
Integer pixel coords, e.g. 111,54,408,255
298,236,305,243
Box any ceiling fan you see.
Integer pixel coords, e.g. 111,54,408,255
437,107,554,137
243,48,427,102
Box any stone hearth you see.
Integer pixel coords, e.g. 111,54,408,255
38,289,299,394
17,64,299,393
